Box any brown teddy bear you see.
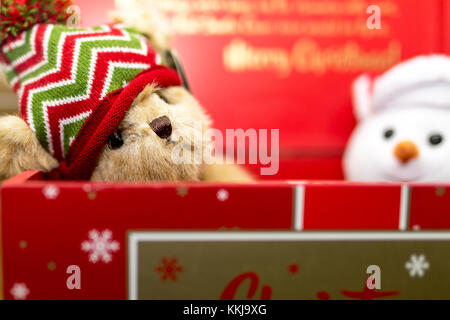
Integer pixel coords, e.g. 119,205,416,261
0,0,252,182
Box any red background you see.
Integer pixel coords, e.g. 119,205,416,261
74,0,448,180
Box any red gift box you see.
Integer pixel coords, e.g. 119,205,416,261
2,172,450,300
2,0,450,300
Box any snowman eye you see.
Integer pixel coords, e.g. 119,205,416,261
383,128,395,140
429,133,444,146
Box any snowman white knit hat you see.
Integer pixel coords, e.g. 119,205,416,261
353,55,450,120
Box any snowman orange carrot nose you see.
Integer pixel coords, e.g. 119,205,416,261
394,141,420,164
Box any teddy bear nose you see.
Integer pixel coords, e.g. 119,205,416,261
394,140,420,164
150,115,172,139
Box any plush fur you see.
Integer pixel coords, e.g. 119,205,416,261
344,55,450,182
0,1,253,182
0,84,253,182
110,0,172,51
0,115,58,180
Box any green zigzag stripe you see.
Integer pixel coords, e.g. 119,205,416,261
4,29,33,82
26,26,146,150
62,116,88,156
5,68,16,82
6,25,105,85
106,66,146,96
3,27,33,64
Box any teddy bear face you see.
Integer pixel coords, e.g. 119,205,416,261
344,106,450,182
91,85,212,181
0,84,212,181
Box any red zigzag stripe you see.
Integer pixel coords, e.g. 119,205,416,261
11,24,48,76
20,26,154,159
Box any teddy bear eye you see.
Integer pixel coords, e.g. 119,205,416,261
156,91,170,104
383,128,395,139
108,130,124,149
429,133,444,146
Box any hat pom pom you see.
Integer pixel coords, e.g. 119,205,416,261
1,0,74,45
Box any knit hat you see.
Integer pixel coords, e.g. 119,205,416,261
0,0,181,180
352,55,450,120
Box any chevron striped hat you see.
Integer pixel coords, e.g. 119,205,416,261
0,0,181,180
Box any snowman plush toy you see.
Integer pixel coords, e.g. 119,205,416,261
344,55,450,182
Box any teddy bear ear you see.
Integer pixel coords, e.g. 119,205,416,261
352,74,374,122
110,0,172,51
0,115,58,179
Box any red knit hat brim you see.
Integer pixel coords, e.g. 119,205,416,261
47,66,181,180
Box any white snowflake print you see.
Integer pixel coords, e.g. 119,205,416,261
217,189,229,202
405,254,430,278
43,185,59,200
10,283,30,300
81,229,120,264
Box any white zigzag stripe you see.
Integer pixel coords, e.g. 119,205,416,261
20,25,111,100
9,25,54,88
7,26,38,69
59,110,92,155
2,32,25,53
26,28,149,155
1,27,38,73
23,25,111,134
100,62,151,100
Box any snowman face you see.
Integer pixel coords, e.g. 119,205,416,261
343,107,450,182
